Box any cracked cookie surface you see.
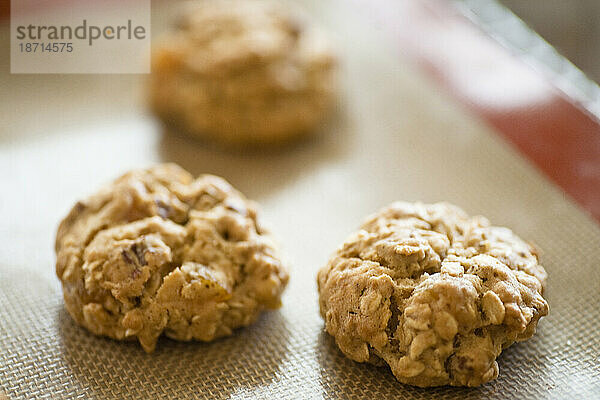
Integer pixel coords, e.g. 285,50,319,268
56,164,288,352
317,202,548,387
150,0,337,146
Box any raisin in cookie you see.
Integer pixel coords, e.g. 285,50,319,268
317,202,548,387
150,0,336,146
55,164,288,352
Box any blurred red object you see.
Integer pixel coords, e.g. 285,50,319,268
361,0,600,222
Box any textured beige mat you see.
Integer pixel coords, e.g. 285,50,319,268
1,0,599,399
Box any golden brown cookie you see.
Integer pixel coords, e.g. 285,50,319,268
150,0,337,146
55,164,288,352
317,202,548,387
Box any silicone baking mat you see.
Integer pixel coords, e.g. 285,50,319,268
1,0,599,398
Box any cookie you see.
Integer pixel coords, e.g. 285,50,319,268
55,164,289,352
317,202,548,387
150,0,336,146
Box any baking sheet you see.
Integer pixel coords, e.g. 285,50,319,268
1,0,599,398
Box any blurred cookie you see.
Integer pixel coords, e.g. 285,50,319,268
317,202,548,387
150,0,337,146
56,164,289,352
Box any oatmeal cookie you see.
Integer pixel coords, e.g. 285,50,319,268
55,164,288,352
150,0,337,146
317,202,548,387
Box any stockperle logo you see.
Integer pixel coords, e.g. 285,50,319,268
11,0,150,74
